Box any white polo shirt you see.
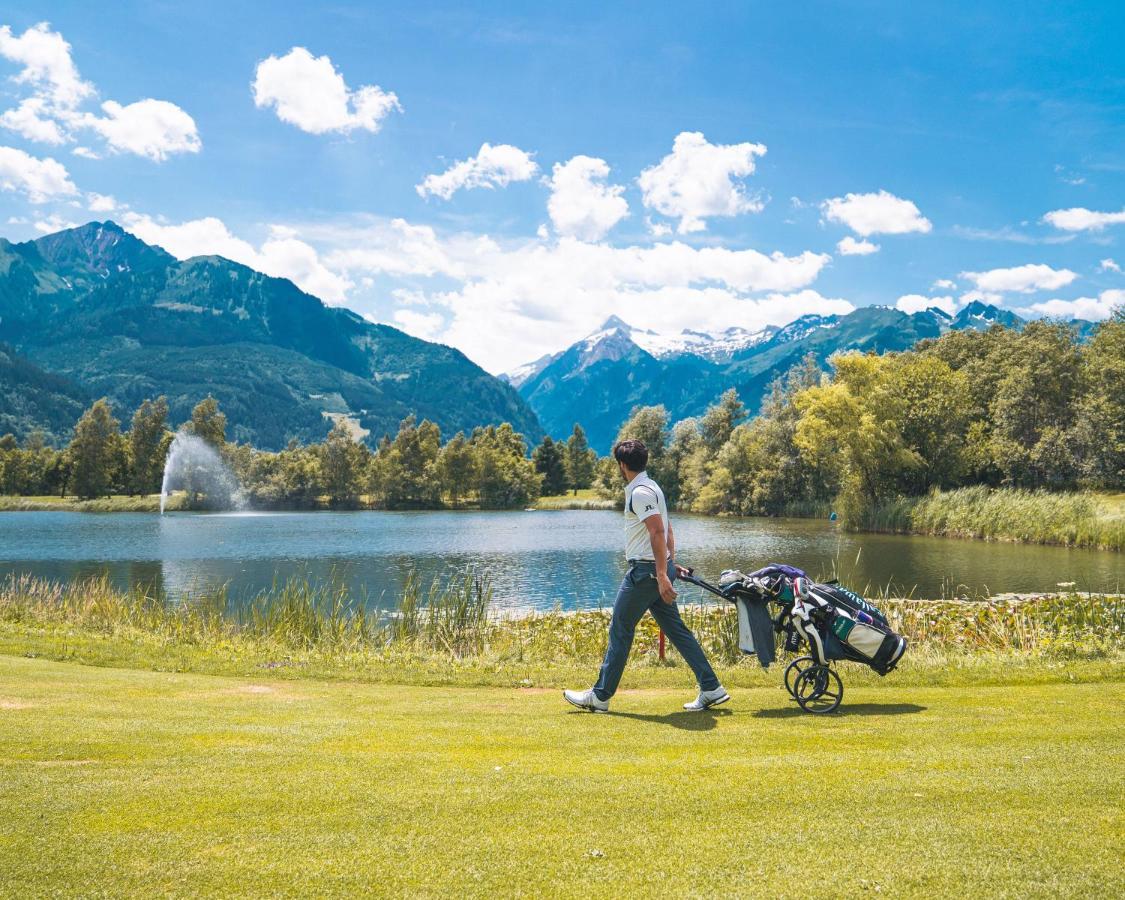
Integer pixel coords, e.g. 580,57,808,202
624,470,669,562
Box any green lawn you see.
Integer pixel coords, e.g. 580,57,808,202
1,655,1121,898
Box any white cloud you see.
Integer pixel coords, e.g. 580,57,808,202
896,293,957,316
122,214,352,304
960,263,1077,293
836,236,879,256
822,189,932,237
81,99,200,161
416,143,538,199
637,131,767,233
1042,206,1125,232
392,309,446,341
0,22,92,109
86,192,117,212
0,23,200,161
252,47,400,135
0,97,66,143
318,216,833,371
0,145,77,202
932,278,958,290
646,217,672,238
959,290,1004,306
1020,290,1125,321
545,156,628,241
33,213,78,233
1099,258,1121,274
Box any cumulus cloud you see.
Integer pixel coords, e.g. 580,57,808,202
932,278,958,290
896,293,958,316
959,290,1004,306
1020,289,1125,321
0,145,77,201
1100,258,1122,274
836,236,879,256
546,156,629,241
392,309,446,341
80,99,201,161
822,189,932,237
0,22,200,161
33,213,78,233
0,97,66,144
122,214,352,304
0,23,92,109
637,131,767,233
960,263,1077,293
1042,206,1125,232
86,192,117,212
416,143,537,199
252,47,401,135
317,216,834,371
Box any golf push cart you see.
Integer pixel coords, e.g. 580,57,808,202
678,563,908,714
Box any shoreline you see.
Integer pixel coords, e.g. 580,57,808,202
0,492,1120,554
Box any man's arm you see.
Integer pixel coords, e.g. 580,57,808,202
644,515,678,604
666,517,675,561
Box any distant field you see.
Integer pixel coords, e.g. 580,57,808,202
0,655,1120,898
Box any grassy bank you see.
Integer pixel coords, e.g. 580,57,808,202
852,486,1124,551
533,489,618,510
1,655,1122,898
1,574,1120,689
0,492,184,512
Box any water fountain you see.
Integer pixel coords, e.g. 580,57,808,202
159,432,246,514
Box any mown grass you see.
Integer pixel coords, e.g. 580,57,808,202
853,486,1124,551
1,655,1122,898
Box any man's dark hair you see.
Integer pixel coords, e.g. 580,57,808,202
613,439,649,472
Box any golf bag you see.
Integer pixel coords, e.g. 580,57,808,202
679,562,908,713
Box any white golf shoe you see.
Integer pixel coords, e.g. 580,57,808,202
683,686,730,711
563,688,609,713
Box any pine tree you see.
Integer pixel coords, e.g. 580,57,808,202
532,435,568,495
563,424,597,494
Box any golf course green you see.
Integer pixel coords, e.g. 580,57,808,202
1,655,1121,898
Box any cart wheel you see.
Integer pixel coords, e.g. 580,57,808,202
784,656,816,699
794,665,843,714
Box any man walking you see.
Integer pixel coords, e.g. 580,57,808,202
564,439,729,713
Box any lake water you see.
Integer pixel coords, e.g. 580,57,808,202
1,510,1121,611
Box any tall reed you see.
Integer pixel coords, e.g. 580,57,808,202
851,486,1123,551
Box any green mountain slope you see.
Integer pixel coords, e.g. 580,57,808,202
0,222,542,448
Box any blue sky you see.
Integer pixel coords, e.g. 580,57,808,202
1,2,1123,372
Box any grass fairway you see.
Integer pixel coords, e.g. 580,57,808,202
1,656,1121,898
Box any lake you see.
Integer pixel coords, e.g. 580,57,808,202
1,509,1121,612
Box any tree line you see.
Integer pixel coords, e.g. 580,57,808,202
2,313,1120,514
0,395,599,509
601,312,1123,518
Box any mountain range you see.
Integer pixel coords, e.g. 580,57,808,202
0,222,541,448
506,302,1097,451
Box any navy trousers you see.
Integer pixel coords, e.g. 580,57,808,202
593,560,721,701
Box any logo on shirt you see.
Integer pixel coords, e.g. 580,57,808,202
644,504,654,511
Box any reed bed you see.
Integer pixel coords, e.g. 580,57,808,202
1,573,1120,671
853,486,1124,551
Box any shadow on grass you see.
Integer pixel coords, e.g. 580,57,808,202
599,708,734,731
753,702,927,719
